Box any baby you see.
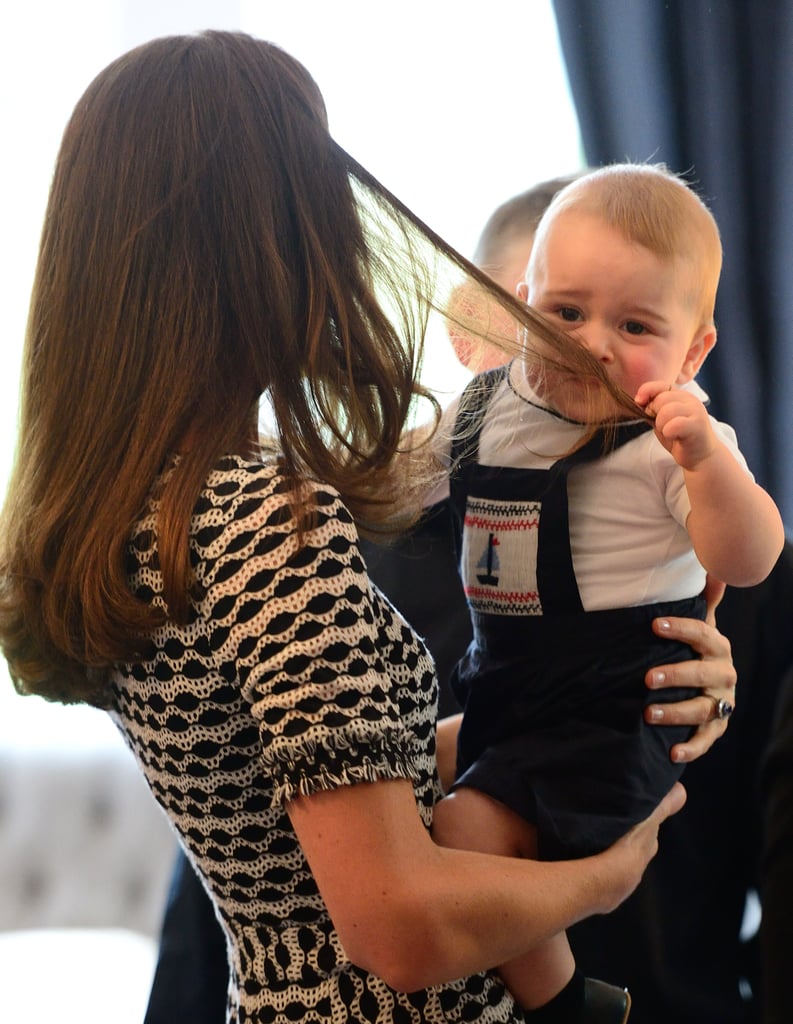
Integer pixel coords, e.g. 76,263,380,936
432,163,784,1023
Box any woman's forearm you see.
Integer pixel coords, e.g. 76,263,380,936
381,841,619,991
287,776,683,993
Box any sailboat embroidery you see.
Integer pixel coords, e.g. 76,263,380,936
463,496,542,615
476,533,500,586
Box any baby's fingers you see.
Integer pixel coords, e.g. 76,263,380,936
634,380,670,408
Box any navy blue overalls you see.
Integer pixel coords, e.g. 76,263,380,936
447,366,704,859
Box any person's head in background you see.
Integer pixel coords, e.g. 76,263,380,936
473,174,581,292
449,173,580,373
519,162,722,416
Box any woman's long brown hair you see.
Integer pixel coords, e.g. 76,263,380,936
0,31,640,705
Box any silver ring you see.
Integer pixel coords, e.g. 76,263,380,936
707,695,734,721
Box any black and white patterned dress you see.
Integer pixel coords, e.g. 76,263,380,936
110,455,520,1024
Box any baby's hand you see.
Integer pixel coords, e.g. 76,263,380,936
634,381,718,470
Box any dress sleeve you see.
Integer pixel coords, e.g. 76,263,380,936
206,481,423,807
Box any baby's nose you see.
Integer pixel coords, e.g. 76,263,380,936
579,325,613,361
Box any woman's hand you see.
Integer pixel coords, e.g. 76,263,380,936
598,782,688,914
644,577,736,764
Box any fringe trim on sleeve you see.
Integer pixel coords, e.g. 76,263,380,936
267,732,422,808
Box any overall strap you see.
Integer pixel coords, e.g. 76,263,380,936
564,417,654,467
450,363,653,474
449,364,510,473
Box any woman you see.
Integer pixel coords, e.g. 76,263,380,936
0,32,735,1024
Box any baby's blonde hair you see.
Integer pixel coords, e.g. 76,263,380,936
530,162,723,326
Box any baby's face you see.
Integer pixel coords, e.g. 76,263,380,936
522,210,708,414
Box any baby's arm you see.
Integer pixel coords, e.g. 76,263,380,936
636,381,785,586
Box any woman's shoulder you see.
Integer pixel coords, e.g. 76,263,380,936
130,454,357,573
194,455,356,553
199,454,285,510
200,454,345,517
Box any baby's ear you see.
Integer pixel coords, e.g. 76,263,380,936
677,325,717,383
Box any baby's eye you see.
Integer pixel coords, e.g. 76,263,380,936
558,306,582,323
622,320,647,336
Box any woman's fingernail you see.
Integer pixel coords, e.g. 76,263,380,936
657,618,672,632
651,670,666,686
648,707,665,722
672,748,688,764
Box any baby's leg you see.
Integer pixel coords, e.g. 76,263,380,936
432,787,576,1010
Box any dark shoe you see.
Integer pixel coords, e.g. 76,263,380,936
582,978,631,1023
